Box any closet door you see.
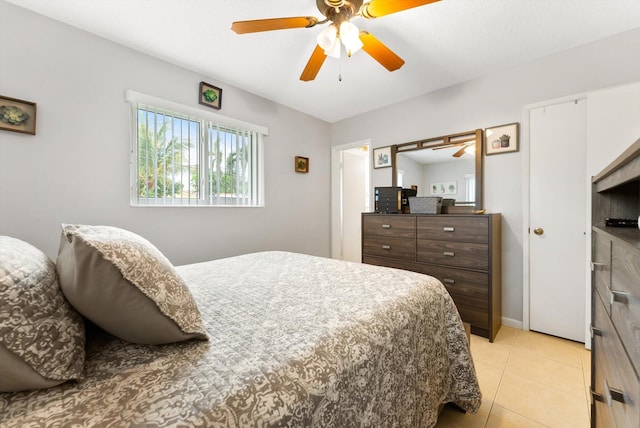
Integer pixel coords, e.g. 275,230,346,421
529,99,587,342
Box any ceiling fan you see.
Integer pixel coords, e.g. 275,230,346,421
432,137,476,158
231,0,440,81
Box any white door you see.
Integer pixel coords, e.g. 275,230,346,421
331,142,371,262
341,149,369,261
529,99,587,342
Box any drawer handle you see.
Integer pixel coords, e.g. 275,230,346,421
442,278,455,284
589,324,602,338
443,251,455,257
603,380,625,406
381,224,391,229
590,261,608,271
443,227,455,232
610,289,629,305
382,245,391,250
591,389,605,404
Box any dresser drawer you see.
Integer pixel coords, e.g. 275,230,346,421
611,241,640,377
419,264,489,301
417,239,488,270
412,264,489,329
417,216,488,243
592,229,611,317
592,296,640,428
444,289,489,329
363,236,416,260
363,215,416,239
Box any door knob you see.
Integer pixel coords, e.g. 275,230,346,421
533,227,544,235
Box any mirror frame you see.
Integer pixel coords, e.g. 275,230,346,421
391,129,484,213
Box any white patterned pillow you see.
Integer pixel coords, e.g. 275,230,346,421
0,236,85,392
56,224,207,344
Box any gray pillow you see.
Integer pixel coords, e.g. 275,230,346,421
0,236,85,392
56,224,207,344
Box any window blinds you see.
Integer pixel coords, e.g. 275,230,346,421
132,102,263,207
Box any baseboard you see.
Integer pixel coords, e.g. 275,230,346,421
501,317,523,330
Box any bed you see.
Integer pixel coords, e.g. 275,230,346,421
0,227,481,427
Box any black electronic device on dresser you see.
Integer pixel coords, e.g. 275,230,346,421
374,187,418,214
590,137,640,428
361,212,502,342
374,187,401,214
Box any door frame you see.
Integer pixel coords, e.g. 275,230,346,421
331,139,372,260
521,93,591,347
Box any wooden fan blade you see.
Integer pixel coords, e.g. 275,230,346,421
231,17,318,34
300,45,327,81
433,145,459,150
359,31,405,71
361,0,440,19
452,146,467,158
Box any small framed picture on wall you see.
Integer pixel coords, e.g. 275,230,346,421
373,146,392,168
0,95,37,135
295,156,309,173
199,81,222,110
485,122,519,155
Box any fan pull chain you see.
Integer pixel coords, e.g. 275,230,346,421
338,48,343,82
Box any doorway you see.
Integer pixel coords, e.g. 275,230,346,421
331,141,371,262
525,98,587,343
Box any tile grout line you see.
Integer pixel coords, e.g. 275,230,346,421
453,328,592,428
482,329,516,427
487,329,558,428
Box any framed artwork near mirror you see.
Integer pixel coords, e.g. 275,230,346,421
373,146,392,168
485,122,519,155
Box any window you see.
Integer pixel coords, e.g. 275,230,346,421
127,91,266,207
465,173,476,202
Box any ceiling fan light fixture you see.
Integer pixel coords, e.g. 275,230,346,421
344,37,363,56
324,38,342,58
339,21,363,56
317,25,338,51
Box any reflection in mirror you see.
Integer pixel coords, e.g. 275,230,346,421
398,148,475,203
392,129,483,212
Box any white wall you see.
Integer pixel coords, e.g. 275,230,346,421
587,82,640,174
397,155,423,191
331,28,640,324
0,1,331,265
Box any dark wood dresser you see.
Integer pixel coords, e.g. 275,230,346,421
362,213,501,342
590,138,640,427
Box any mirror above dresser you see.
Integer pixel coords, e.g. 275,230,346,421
391,129,484,213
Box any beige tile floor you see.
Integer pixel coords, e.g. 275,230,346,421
436,326,591,428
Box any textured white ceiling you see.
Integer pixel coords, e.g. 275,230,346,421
7,0,640,122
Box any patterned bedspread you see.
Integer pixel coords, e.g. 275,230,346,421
0,251,481,427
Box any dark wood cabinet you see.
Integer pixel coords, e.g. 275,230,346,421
362,213,501,341
590,137,640,427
